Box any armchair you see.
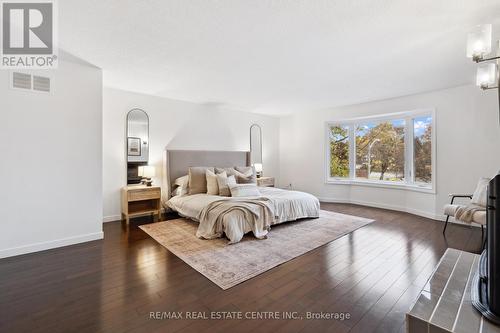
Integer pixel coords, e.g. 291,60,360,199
442,178,489,240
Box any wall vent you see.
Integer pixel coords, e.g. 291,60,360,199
11,72,51,93
12,72,32,90
33,75,50,92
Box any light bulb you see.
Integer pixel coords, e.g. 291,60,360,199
467,24,492,60
476,63,498,89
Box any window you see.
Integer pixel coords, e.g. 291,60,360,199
355,119,405,181
326,110,434,191
413,116,432,184
329,125,350,178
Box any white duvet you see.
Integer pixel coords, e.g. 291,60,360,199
167,187,320,243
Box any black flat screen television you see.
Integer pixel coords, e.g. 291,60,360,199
472,174,500,324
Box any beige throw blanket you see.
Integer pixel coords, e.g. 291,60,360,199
196,197,276,243
455,204,484,223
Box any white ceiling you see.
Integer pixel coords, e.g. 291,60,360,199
59,0,500,116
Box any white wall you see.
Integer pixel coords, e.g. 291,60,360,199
103,88,280,221
0,57,103,258
279,84,500,220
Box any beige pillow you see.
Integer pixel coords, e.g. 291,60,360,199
235,166,256,177
188,167,214,194
471,177,490,207
206,170,225,195
215,167,237,177
217,174,236,197
233,167,257,184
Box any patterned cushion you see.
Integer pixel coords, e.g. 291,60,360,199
234,166,257,184
229,183,261,197
217,174,236,197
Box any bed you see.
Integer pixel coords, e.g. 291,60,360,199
162,150,320,243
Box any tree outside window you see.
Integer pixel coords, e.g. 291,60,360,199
355,120,405,181
327,112,433,189
329,125,349,177
413,116,432,183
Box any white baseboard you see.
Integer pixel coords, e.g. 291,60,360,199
103,214,121,223
103,208,167,223
319,196,439,218
0,231,104,259
317,197,480,228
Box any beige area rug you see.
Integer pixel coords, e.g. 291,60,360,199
140,210,374,289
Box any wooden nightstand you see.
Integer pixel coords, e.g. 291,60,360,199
121,185,161,224
257,177,275,187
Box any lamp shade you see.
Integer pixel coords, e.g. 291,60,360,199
254,163,263,173
476,63,498,88
142,166,155,178
138,166,144,177
467,24,492,59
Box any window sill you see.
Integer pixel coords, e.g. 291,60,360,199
325,179,435,194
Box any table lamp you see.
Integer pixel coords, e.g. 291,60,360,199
142,166,155,186
254,163,263,178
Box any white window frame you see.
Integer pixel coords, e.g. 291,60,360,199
325,109,436,194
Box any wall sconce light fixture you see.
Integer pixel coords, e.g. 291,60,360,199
467,24,500,122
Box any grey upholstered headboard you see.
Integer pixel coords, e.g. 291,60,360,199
163,149,250,198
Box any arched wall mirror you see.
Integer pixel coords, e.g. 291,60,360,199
126,109,149,184
250,124,263,177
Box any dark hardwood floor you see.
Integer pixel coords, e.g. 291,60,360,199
0,203,483,333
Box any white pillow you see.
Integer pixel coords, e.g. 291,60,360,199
172,175,189,197
175,175,189,186
172,187,184,197
229,183,261,197
217,174,236,197
206,170,225,195
471,177,490,207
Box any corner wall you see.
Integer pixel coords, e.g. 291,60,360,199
103,88,280,222
0,58,103,258
279,85,500,220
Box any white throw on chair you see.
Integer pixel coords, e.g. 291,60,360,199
442,177,489,240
